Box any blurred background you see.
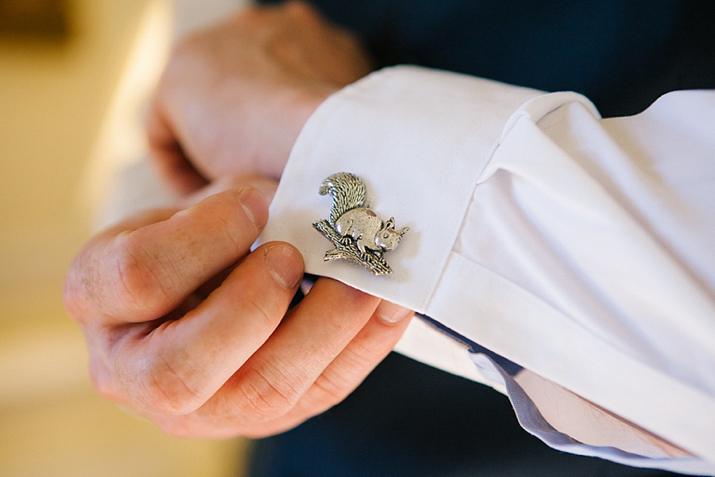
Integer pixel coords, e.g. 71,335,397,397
0,0,250,475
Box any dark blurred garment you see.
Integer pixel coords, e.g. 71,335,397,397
262,0,715,117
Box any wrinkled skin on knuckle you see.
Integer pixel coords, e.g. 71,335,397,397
235,366,301,422
111,232,174,318
135,345,206,416
307,373,351,411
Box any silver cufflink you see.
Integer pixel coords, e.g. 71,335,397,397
313,172,409,275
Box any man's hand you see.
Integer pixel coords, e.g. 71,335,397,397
63,178,412,438
147,1,373,195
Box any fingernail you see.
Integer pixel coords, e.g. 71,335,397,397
375,300,412,325
238,187,269,229
264,244,304,289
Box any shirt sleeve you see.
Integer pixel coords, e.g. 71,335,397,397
259,65,715,474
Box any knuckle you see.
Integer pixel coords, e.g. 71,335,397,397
236,366,300,420
343,337,385,369
302,341,387,412
111,233,173,316
309,374,349,410
137,350,204,416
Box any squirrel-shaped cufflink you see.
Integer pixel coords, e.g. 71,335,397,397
313,172,409,275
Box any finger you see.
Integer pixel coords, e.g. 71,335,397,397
148,299,413,438
114,242,304,416
65,186,270,325
187,278,380,430
146,95,209,195
303,300,413,408
245,301,413,437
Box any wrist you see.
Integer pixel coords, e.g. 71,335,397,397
262,82,339,178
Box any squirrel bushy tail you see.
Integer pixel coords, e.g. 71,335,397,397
319,172,366,226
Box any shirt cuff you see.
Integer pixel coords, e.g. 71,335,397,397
260,65,542,312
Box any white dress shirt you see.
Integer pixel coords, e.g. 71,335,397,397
260,66,715,474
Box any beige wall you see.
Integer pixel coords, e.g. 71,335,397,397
1,0,144,286
0,1,246,475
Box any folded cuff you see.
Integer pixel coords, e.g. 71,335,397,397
260,65,542,311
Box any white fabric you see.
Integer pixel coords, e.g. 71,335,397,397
261,65,715,474
262,66,543,309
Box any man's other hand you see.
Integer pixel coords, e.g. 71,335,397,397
147,1,373,195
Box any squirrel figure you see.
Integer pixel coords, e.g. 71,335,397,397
319,173,409,257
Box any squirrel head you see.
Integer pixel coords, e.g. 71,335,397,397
376,217,409,251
